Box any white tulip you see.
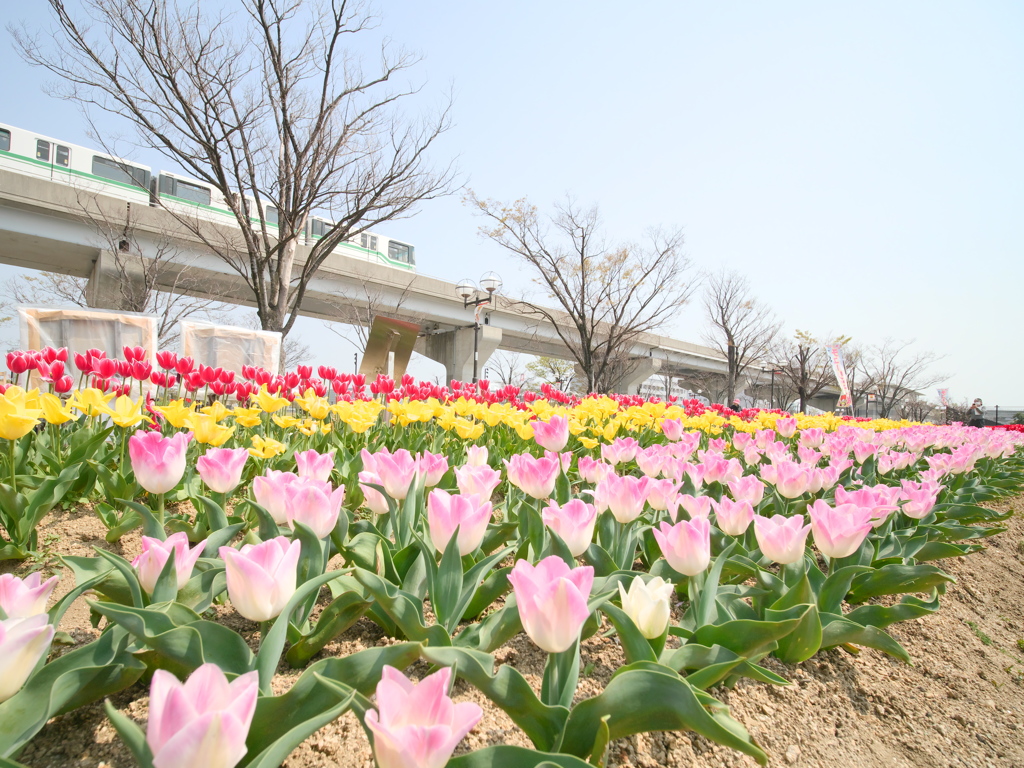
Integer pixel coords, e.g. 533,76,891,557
617,575,674,640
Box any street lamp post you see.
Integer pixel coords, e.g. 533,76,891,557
455,272,502,384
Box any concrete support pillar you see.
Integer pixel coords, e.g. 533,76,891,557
605,357,663,395
85,250,147,311
419,325,503,384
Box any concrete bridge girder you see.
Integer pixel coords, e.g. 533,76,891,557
416,325,503,384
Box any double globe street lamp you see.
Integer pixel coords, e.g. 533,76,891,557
455,272,502,384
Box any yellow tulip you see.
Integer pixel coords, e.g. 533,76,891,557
254,386,290,413
579,436,599,450
189,412,235,446
201,401,232,422
155,399,197,429
272,414,301,430
68,387,116,417
231,407,264,428
100,395,151,429
0,387,44,440
454,418,485,440
295,390,331,420
40,393,80,425
249,434,286,459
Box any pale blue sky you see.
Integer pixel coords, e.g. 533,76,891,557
2,2,1022,405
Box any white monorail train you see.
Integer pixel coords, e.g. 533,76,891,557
0,122,415,271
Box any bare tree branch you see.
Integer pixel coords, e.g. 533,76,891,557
11,0,456,344
700,269,781,404
468,193,696,393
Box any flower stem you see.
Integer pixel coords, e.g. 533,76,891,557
8,438,16,494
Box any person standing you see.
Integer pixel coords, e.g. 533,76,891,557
967,398,985,428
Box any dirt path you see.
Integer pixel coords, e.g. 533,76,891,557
9,496,1024,768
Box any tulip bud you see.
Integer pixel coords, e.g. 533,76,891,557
508,556,594,653
617,575,674,639
542,499,598,557
652,518,711,576
0,615,54,702
129,431,191,495
0,572,59,618
294,448,336,483
196,447,249,494
219,537,301,622
146,664,258,768
427,489,492,556
133,533,206,593
366,666,483,768
753,514,811,565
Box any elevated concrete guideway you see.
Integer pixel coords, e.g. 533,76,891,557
0,170,730,388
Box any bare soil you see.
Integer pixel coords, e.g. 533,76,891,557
6,495,1024,768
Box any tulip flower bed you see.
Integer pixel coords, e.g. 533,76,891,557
0,346,1023,767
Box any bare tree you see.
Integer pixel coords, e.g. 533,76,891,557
0,199,232,349
13,0,455,344
771,331,848,413
700,270,781,405
487,351,528,387
525,356,577,391
469,194,696,393
895,395,937,423
682,372,730,406
859,338,945,418
321,274,416,352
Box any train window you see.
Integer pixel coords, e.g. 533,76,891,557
36,140,50,162
265,206,278,226
174,179,212,206
360,233,379,251
360,233,367,248
388,240,415,265
55,145,70,167
93,156,151,189
0,129,10,152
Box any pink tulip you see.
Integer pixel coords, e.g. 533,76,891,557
578,456,612,484
754,429,776,449
646,477,682,511
542,499,598,557
601,437,639,465
359,471,390,515
594,473,650,523
700,456,743,485
219,537,301,622
464,445,489,467
285,477,346,538
727,475,766,506
252,469,300,524
509,556,594,653
731,432,753,451
294,448,335,483
676,494,713,521
681,461,707,489
775,417,798,439
196,447,248,494
635,447,667,478
532,415,569,452
807,500,875,559
653,518,710,576
0,572,58,618
504,453,560,499
661,418,685,442
545,450,573,474
129,430,191,495
742,445,763,467
799,428,826,449
753,514,811,565
852,441,880,464
711,497,755,536
374,449,419,500
900,481,940,519
0,615,54,702
834,485,899,527
147,664,258,768
761,460,813,499
133,533,205,593
366,666,483,768
416,451,449,487
797,446,823,466
454,463,502,499
427,490,492,556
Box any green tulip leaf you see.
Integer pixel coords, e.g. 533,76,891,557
447,746,594,768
